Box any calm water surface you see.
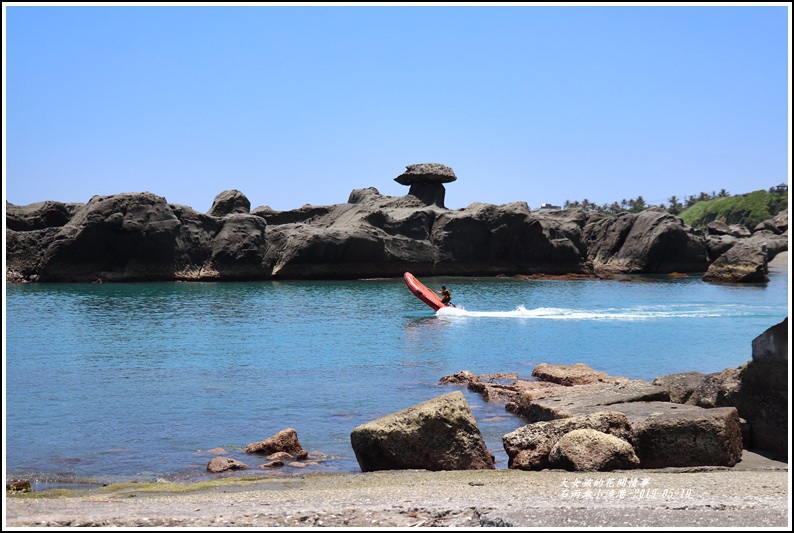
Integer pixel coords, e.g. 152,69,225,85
4,267,788,488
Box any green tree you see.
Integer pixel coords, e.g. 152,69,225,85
628,196,647,213
667,195,683,215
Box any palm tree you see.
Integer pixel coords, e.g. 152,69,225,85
667,195,683,215
628,196,647,213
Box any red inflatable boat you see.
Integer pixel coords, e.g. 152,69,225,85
403,272,449,311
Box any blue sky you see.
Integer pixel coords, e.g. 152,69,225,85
3,4,791,213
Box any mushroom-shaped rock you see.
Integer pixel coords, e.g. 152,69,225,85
394,163,457,185
548,428,640,471
207,189,251,217
394,163,457,208
207,457,249,473
244,428,305,455
350,391,495,472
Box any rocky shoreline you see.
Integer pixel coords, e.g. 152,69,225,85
6,163,788,283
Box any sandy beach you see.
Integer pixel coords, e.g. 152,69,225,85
5,450,789,528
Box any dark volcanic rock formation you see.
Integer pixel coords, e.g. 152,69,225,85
394,163,457,208
6,166,788,282
583,209,709,274
207,189,251,217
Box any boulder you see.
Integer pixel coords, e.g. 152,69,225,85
651,371,709,404
6,480,33,494
207,214,268,278
733,318,788,457
702,242,769,283
629,404,743,468
685,367,743,408
258,460,284,468
348,187,382,204
753,209,787,234
510,379,669,422
704,234,738,262
742,230,789,261
266,451,294,461
439,370,480,385
652,368,742,408
531,363,619,386
472,379,560,406
349,391,495,472
207,190,251,217
548,428,640,471
207,457,249,473
245,428,305,455
583,210,709,274
705,220,751,238
502,411,634,471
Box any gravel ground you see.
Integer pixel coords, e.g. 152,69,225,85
5,452,789,528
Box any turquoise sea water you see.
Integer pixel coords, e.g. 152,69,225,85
4,268,789,489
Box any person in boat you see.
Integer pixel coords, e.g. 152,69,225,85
435,285,452,306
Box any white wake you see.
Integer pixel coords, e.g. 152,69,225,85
435,304,756,321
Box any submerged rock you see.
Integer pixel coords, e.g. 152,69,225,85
207,457,249,473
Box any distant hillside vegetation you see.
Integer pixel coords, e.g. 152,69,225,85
679,189,788,229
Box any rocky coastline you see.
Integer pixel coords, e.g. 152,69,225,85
6,163,788,283
5,164,788,527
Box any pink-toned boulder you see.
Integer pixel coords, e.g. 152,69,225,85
266,451,293,461
207,457,249,473
439,370,480,385
258,460,284,469
532,363,621,386
245,428,304,455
